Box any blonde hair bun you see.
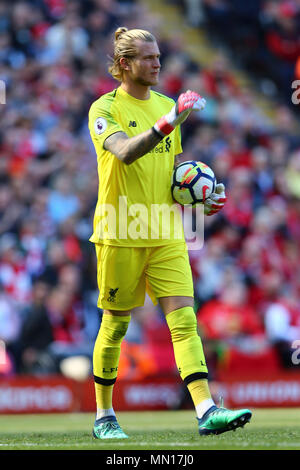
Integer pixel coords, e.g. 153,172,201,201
115,27,128,41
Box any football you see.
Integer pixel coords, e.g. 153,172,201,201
171,160,216,205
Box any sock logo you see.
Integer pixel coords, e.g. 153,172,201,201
102,367,118,373
107,287,119,302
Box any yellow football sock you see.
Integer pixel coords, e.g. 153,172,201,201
166,306,208,382
93,313,130,412
166,307,215,416
94,383,114,410
187,379,211,405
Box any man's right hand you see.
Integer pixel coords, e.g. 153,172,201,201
204,183,227,216
153,90,206,137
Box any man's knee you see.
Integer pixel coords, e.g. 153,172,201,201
159,296,194,316
98,312,131,344
165,305,198,342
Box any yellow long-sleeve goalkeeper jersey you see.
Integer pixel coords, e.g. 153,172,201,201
88,86,184,246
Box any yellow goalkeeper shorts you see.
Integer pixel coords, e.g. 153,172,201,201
95,242,194,311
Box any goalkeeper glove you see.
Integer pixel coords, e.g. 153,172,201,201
153,90,206,137
204,183,227,216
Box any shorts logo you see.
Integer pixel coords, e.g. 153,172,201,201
94,117,107,135
107,287,119,302
129,120,137,127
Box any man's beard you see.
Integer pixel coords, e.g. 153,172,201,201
134,74,158,87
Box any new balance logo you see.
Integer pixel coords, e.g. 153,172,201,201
129,121,137,127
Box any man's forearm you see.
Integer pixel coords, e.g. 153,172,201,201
104,128,163,165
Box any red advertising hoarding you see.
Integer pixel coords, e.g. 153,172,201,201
0,376,79,414
0,372,300,413
81,376,183,412
217,371,300,408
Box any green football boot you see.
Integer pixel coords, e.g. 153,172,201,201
198,405,252,436
93,416,129,439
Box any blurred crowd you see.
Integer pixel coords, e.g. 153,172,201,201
0,0,300,382
181,0,300,108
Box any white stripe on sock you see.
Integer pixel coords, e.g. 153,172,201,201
96,408,116,420
195,398,215,419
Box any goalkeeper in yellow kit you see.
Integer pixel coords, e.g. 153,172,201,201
88,27,252,439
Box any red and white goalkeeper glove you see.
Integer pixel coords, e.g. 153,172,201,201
153,90,206,137
204,183,227,216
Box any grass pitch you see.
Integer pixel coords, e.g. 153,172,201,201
0,408,299,450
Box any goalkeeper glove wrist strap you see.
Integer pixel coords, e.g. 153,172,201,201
153,104,179,137
152,125,166,139
153,117,174,137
